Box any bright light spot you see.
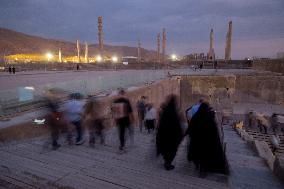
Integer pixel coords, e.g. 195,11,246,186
123,62,128,65
34,119,45,125
24,86,35,90
171,54,177,60
96,55,102,62
112,56,118,63
46,52,53,61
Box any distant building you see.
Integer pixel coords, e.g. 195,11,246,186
276,52,284,59
122,56,138,64
183,53,206,61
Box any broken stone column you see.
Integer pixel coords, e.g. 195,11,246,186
137,39,141,63
98,16,104,57
157,33,161,63
85,42,89,63
225,21,232,61
207,29,215,60
162,28,166,63
76,40,81,63
58,49,62,63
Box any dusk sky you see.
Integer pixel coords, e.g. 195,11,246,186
0,0,284,59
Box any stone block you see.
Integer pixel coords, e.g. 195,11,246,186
254,140,275,170
273,157,284,184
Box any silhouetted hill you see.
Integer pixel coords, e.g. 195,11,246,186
0,27,157,61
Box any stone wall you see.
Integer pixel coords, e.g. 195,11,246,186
180,75,236,112
253,59,284,75
180,75,284,112
234,75,284,105
2,73,284,142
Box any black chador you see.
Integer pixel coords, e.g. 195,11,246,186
156,95,183,170
186,103,229,175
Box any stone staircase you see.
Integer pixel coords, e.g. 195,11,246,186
223,124,283,189
0,128,229,189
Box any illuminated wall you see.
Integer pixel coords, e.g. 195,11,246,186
5,54,113,63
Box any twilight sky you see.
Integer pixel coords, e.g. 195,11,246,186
0,0,284,59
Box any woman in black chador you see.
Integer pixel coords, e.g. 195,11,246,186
186,102,228,177
156,95,183,170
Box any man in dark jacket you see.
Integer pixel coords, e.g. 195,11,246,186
112,89,134,152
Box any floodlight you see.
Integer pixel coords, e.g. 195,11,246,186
112,56,118,63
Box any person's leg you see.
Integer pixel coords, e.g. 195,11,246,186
264,125,267,134
73,120,83,144
128,124,134,146
138,112,143,132
257,121,262,132
163,150,177,170
150,120,155,132
118,124,126,150
95,122,105,145
145,120,150,133
51,126,60,149
89,127,95,146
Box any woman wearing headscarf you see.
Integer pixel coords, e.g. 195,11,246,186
186,102,228,177
156,95,183,170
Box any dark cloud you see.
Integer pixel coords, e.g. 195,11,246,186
0,0,283,58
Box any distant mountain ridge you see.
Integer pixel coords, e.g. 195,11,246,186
0,27,157,61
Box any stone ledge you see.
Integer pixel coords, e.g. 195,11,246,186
273,157,284,184
254,140,275,170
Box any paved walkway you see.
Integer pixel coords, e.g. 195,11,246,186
0,128,229,189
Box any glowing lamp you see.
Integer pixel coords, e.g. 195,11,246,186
112,56,118,63
46,52,53,61
96,55,102,62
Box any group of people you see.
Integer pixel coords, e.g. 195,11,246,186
46,92,105,150
136,96,157,133
8,66,16,74
46,89,228,178
247,111,284,134
156,96,228,177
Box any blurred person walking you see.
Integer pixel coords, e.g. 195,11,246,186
112,89,134,152
83,98,105,147
185,102,228,177
144,103,157,133
156,95,183,170
46,97,62,150
63,93,85,145
137,96,146,132
12,66,16,74
45,89,68,150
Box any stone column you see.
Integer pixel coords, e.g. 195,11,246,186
162,28,166,63
208,29,215,60
157,33,161,63
137,39,141,63
58,49,62,63
76,40,81,63
85,42,89,63
225,21,233,61
98,16,104,58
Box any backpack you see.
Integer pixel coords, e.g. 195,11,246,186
112,102,128,119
